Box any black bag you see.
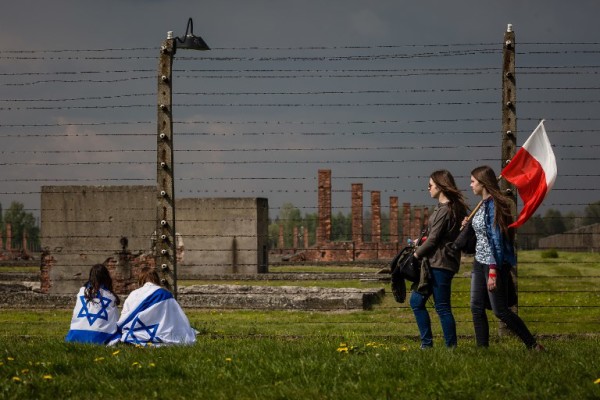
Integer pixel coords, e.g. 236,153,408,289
391,246,421,283
451,219,476,254
390,230,426,303
390,247,420,303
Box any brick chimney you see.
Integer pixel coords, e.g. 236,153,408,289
317,169,332,244
351,183,363,243
402,203,411,244
389,196,399,243
278,224,284,249
371,191,381,243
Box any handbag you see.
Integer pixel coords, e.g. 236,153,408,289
391,246,421,283
390,229,426,303
450,219,476,254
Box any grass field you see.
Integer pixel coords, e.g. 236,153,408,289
1,251,599,399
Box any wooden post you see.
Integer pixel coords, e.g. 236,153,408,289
500,23,518,332
156,37,177,296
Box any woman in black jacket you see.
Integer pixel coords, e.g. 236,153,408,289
411,170,468,348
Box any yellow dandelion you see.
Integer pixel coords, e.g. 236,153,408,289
337,346,349,353
21,369,29,374
225,357,232,362
7,357,14,361
94,357,105,362
401,346,408,351
112,350,120,356
594,378,600,385
43,375,53,380
12,376,21,383
149,362,156,368
132,361,142,368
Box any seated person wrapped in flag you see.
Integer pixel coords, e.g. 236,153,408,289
65,264,121,344
116,267,197,346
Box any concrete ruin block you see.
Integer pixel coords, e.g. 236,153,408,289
41,186,269,294
178,285,385,310
41,186,156,294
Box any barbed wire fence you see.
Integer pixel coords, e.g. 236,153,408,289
1,38,599,333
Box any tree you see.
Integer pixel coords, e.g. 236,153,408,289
583,200,600,226
543,209,566,236
563,210,583,232
517,214,546,250
331,211,351,241
278,203,302,247
303,212,318,247
3,201,40,251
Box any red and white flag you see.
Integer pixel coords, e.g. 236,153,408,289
501,120,557,228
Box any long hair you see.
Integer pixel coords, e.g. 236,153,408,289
137,267,161,287
430,169,469,222
84,264,120,305
470,165,514,240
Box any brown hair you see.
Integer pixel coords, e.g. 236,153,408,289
84,264,120,305
470,165,514,240
430,169,469,222
137,267,161,287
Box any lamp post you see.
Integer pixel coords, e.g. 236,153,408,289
156,18,210,297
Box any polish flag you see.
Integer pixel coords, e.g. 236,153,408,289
501,120,557,228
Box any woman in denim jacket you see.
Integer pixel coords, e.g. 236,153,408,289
468,165,543,350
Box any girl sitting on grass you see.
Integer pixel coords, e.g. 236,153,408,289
116,267,197,346
65,264,121,344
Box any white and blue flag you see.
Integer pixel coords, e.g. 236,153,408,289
65,286,120,344
116,283,196,346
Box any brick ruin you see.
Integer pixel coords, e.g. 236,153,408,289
0,223,34,261
279,169,430,262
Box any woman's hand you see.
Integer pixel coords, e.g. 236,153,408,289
461,217,469,228
488,265,497,291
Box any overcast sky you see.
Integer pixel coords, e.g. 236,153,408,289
1,0,599,221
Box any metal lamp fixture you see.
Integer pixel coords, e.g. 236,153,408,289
175,18,210,50
156,17,210,297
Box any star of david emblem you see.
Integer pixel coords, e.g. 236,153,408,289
123,316,163,345
77,293,112,326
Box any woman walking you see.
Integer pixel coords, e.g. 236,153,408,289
411,169,468,348
468,165,544,350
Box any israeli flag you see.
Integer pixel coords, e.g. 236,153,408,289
117,283,197,346
65,286,120,344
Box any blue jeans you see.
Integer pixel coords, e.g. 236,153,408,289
470,260,537,348
409,268,457,348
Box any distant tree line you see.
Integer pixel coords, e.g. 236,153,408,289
269,200,600,250
0,201,41,252
517,200,600,249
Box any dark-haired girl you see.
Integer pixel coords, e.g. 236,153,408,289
469,165,543,350
65,264,121,344
411,169,468,348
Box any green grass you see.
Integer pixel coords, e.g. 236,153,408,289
1,336,599,399
1,251,599,398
